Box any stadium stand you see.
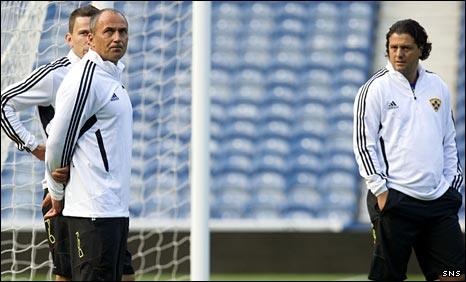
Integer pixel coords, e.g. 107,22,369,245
208,1,379,224
12,2,463,227
1,1,380,227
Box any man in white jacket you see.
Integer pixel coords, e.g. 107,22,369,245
353,19,464,281
44,9,132,281
1,6,99,281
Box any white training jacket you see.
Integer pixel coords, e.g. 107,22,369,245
1,50,80,154
45,49,132,218
353,61,463,201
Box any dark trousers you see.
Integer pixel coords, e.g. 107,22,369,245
67,216,129,281
42,189,71,278
367,187,465,281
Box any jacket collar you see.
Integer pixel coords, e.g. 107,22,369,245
385,60,426,85
67,50,82,65
83,49,125,81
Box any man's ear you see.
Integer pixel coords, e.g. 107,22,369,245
65,33,73,48
87,33,94,47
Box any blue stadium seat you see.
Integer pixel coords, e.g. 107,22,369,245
213,172,250,193
325,153,358,173
257,137,291,156
287,172,320,192
251,171,287,192
291,136,324,157
211,103,228,123
328,103,354,122
261,103,294,124
253,154,289,175
227,102,261,122
266,68,299,89
211,50,241,71
295,102,327,123
248,192,288,219
320,170,358,193
248,2,276,20
340,50,372,71
316,207,355,225
333,83,361,104
282,205,317,220
210,121,224,141
239,33,273,53
287,187,323,210
213,17,243,36
311,2,340,20
298,85,332,105
242,50,272,70
246,16,275,35
306,50,339,69
264,86,295,105
213,34,239,53
258,120,292,140
233,85,266,105
335,67,367,86
289,154,322,175
324,135,353,155
300,67,333,86
277,2,309,21
224,120,259,140
213,2,243,20
234,68,266,87
218,154,253,174
292,120,327,140
305,33,339,52
271,50,306,71
273,34,305,52
221,137,256,157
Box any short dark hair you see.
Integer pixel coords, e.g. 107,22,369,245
385,19,432,60
68,5,100,33
89,8,128,34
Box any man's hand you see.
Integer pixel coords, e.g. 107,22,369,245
31,144,46,161
44,197,63,220
52,166,70,184
377,190,389,211
42,193,52,209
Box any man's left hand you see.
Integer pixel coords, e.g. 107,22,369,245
44,198,63,220
52,166,70,184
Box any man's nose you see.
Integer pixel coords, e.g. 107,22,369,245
112,32,123,42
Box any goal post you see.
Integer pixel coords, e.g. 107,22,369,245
191,2,211,281
1,1,209,280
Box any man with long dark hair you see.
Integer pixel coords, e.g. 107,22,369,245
353,19,464,281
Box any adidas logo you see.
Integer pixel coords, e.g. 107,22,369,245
388,101,398,110
110,93,119,101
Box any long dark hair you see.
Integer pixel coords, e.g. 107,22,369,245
385,19,432,60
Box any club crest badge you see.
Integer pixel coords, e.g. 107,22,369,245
429,98,441,112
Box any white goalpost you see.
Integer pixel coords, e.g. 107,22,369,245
191,2,211,281
1,1,210,280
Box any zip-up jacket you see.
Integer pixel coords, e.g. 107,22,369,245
353,61,463,201
45,49,132,218
1,50,80,153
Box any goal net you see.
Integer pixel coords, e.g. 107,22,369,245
1,1,192,280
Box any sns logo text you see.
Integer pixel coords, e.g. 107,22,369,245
442,271,461,277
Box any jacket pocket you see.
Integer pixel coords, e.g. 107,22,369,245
95,129,109,172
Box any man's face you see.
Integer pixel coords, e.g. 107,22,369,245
66,16,91,58
88,11,128,64
388,33,422,79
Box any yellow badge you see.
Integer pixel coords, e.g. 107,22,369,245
429,98,441,112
